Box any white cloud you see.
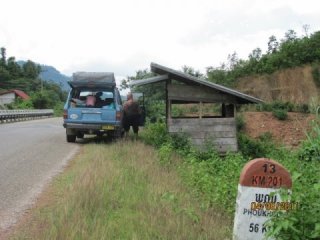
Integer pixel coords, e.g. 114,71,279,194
1,0,319,79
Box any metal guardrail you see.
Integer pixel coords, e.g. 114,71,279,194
0,109,54,123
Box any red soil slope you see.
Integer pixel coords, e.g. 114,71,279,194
243,112,315,148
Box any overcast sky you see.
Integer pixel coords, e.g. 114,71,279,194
1,0,319,82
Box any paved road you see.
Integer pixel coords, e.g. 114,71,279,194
0,118,79,230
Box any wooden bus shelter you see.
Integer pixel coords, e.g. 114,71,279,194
130,63,263,153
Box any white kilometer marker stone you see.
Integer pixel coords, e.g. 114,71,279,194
233,158,292,240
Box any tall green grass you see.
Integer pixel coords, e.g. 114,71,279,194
12,141,231,240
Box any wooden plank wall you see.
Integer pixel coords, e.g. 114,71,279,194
168,118,238,153
168,84,237,103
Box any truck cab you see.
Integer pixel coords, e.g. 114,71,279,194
63,72,123,142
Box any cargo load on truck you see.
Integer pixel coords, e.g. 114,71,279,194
70,72,116,88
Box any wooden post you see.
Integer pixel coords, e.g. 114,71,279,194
222,103,235,117
168,99,172,120
199,101,203,119
222,103,226,117
166,80,172,127
226,104,235,117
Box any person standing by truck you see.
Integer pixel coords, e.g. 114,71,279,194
123,92,141,139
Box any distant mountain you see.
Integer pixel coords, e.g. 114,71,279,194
17,61,71,91
39,65,71,91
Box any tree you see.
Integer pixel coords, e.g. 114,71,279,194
120,77,130,91
249,48,262,61
7,57,22,78
267,35,279,54
205,29,320,86
181,65,203,78
129,69,162,98
284,29,297,42
207,66,228,85
302,24,310,37
227,51,239,70
0,47,6,66
0,66,11,89
23,60,41,79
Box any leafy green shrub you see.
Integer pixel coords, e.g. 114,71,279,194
158,135,191,165
6,98,33,109
272,108,288,120
257,101,295,113
237,133,274,159
297,103,310,113
299,118,320,161
258,131,273,142
266,116,320,239
31,91,53,109
256,103,273,112
169,133,191,156
267,162,320,240
272,101,294,112
299,143,320,162
145,101,166,123
235,114,246,131
180,150,246,213
54,102,64,117
140,121,170,148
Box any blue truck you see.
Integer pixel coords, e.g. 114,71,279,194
63,72,123,142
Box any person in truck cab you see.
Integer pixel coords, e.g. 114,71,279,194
95,91,104,108
86,94,96,107
123,92,141,138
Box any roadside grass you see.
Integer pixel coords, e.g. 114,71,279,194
11,140,231,240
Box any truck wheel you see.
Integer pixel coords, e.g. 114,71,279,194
96,132,104,137
120,129,125,138
77,132,84,138
67,134,76,143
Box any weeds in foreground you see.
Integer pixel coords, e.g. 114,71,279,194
141,120,320,240
266,118,320,239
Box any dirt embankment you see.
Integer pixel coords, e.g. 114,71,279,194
235,65,320,104
243,111,315,148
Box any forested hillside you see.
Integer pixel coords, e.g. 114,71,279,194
39,65,70,91
206,29,320,88
16,61,71,91
0,47,67,112
0,48,41,92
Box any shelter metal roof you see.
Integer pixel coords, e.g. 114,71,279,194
130,62,263,104
129,74,169,87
